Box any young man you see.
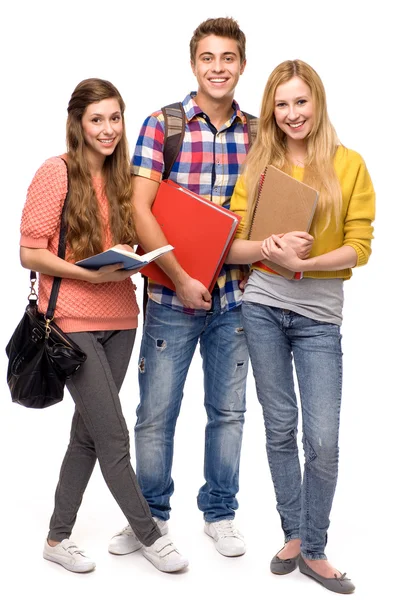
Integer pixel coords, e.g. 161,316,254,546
109,17,311,562
108,18,251,560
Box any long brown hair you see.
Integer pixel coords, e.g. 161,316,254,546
66,78,135,261
243,60,342,235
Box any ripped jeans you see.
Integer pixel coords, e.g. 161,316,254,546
242,302,342,559
134,296,248,522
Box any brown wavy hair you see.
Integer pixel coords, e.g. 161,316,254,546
190,17,246,64
65,78,135,261
243,60,342,236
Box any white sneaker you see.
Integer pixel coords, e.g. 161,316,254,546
204,519,246,557
43,539,96,573
142,536,189,572
108,517,168,555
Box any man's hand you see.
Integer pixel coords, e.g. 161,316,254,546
175,276,212,310
239,274,249,291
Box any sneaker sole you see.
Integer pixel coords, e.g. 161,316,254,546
214,545,246,557
43,553,96,573
142,551,189,573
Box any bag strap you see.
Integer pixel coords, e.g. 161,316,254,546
141,103,186,319
30,157,70,320
161,102,186,180
242,111,258,149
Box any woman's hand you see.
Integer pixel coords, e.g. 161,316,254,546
261,235,304,271
112,244,135,252
85,263,141,283
281,231,313,259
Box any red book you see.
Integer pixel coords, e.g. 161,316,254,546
138,180,241,291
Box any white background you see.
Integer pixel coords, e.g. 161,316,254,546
0,1,397,599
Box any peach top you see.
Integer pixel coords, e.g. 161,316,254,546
20,156,139,332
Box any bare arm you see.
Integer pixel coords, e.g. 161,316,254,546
226,231,314,264
132,176,211,309
261,235,357,272
20,247,140,283
225,239,264,264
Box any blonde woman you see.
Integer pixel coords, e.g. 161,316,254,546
226,60,375,594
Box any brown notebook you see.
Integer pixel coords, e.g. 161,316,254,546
249,165,319,279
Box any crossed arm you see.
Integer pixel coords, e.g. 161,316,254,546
260,235,357,271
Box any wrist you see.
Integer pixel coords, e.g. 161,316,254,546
301,256,316,271
170,268,191,287
74,266,95,282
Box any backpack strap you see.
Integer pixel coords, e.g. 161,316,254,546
161,102,186,180
242,111,259,149
141,103,185,318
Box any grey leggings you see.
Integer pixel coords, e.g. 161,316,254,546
48,329,160,547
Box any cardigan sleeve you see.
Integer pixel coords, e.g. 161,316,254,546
20,157,68,248
342,155,375,267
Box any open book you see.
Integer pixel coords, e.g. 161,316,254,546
76,244,174,271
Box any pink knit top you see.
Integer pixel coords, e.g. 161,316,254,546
20,156,139,333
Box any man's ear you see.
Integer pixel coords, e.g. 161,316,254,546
240,59,247,75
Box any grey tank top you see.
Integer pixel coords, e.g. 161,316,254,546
243,269,344,326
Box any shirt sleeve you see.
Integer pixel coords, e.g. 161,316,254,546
20,157,68,248
132,111,165,183
343,157,375,267
230,175,249,239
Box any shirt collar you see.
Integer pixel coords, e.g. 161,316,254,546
182,92,246,126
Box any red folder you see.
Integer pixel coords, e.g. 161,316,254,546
138,180,241,291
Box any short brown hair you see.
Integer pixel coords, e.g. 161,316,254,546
190,17,246,63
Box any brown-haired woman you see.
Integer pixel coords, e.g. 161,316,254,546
20,78,188,574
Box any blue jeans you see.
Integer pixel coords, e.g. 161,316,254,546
242,302,342,559
135,296,248,522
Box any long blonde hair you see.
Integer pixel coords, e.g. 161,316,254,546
65,78,135,262
243,60,342,236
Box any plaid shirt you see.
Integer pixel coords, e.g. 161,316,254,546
132,92,252,315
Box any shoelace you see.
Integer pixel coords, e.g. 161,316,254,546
213,520,241,539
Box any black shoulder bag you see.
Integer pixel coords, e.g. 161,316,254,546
5,159,87,408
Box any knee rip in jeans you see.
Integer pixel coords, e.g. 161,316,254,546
156,338,167,350
303,435,317,464
235,327,244,334
138,357,145,373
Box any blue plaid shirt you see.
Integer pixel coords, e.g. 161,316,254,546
132,92,252,315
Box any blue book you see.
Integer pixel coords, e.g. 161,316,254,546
76,244,174,271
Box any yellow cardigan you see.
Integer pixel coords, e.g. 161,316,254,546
230,146,375,280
